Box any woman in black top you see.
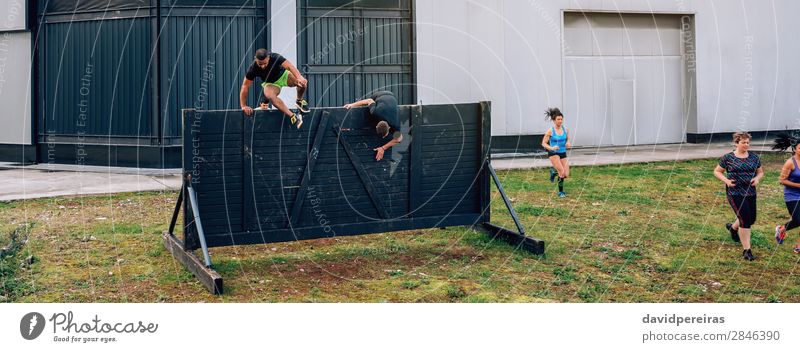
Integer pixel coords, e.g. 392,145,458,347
713,132,764,261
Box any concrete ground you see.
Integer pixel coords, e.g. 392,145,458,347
0,163,182,201
0,141,774,201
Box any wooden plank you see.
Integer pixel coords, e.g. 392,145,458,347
256,197,397,215
416,199,480,212
419,104,481,125
193,139,243,149
203,213,485,248
162,231,224,295
421,136,481,146
418,128,479,139
479,101,492,223
188,153,245,164
420,144,480,154
480,223,544,255
183,110,199,251
242,113,254,234
191,162,244,171
250,160,403,175
168,183,184,236
289,112,331,226
333,126,389,219
408,105,423,213
191,133,245,141
420,170,481,180
180,105,488,252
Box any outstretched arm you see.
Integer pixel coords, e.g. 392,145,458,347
344,98,375,109
714,165,734,187
374,133,403,161
240,78,254,115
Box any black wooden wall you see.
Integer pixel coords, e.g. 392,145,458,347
182,102,491,250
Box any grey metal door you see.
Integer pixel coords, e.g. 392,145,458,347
611,79,636,146
298,0,415,107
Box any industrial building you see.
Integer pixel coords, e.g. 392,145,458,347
1,0,798,167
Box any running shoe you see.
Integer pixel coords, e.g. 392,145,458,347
549,167,556,183
558,192,566,198
290,114,303,129
775,225,787,245
794,246,800,254
297,99,310,113
743,249,755,261
726,223,740,243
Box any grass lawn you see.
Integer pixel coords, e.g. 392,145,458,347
2,154,800,302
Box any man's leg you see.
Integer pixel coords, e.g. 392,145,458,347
287,72,306,101
287,73,310,113
264,85,302,128
263,84,293,117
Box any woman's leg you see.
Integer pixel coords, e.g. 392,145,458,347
560,157,570,179
785,201,800,231
727,193,741,231
549,155,565,178
739,196,756,251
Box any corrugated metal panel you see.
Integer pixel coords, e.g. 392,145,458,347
37,1,269,146
159,5,266,140
299,0,414,107
42,17,153,137
42,0,149,14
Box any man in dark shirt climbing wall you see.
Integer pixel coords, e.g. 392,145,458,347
239,48,310,128
344,91,403,161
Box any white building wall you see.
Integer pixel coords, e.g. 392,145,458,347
0,0,25,31
271,0,298,108
0,0,31,145
416,0,800,139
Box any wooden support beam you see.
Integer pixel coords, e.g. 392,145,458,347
289,112,331,226
480,223,545,255
162,231,224,295
168,182,184,236
332,126,389,219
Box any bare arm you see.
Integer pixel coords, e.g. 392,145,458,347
565,128,571,149
374,133,403,161
751,167,765,186
281,60,307,88
240,78,254,115
344,98,375,109
779,159,800,188
714,165,734,187
541,130,554,151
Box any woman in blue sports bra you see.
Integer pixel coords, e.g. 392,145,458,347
773,133,800,254
541,108,570,198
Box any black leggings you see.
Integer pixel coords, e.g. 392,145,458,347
785,201,800,231
727,194,757,229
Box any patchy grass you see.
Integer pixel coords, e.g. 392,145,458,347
1,224,35,301
2,154,800,302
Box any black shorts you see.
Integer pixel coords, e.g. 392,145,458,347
727,194,757,229
547,151,567,159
